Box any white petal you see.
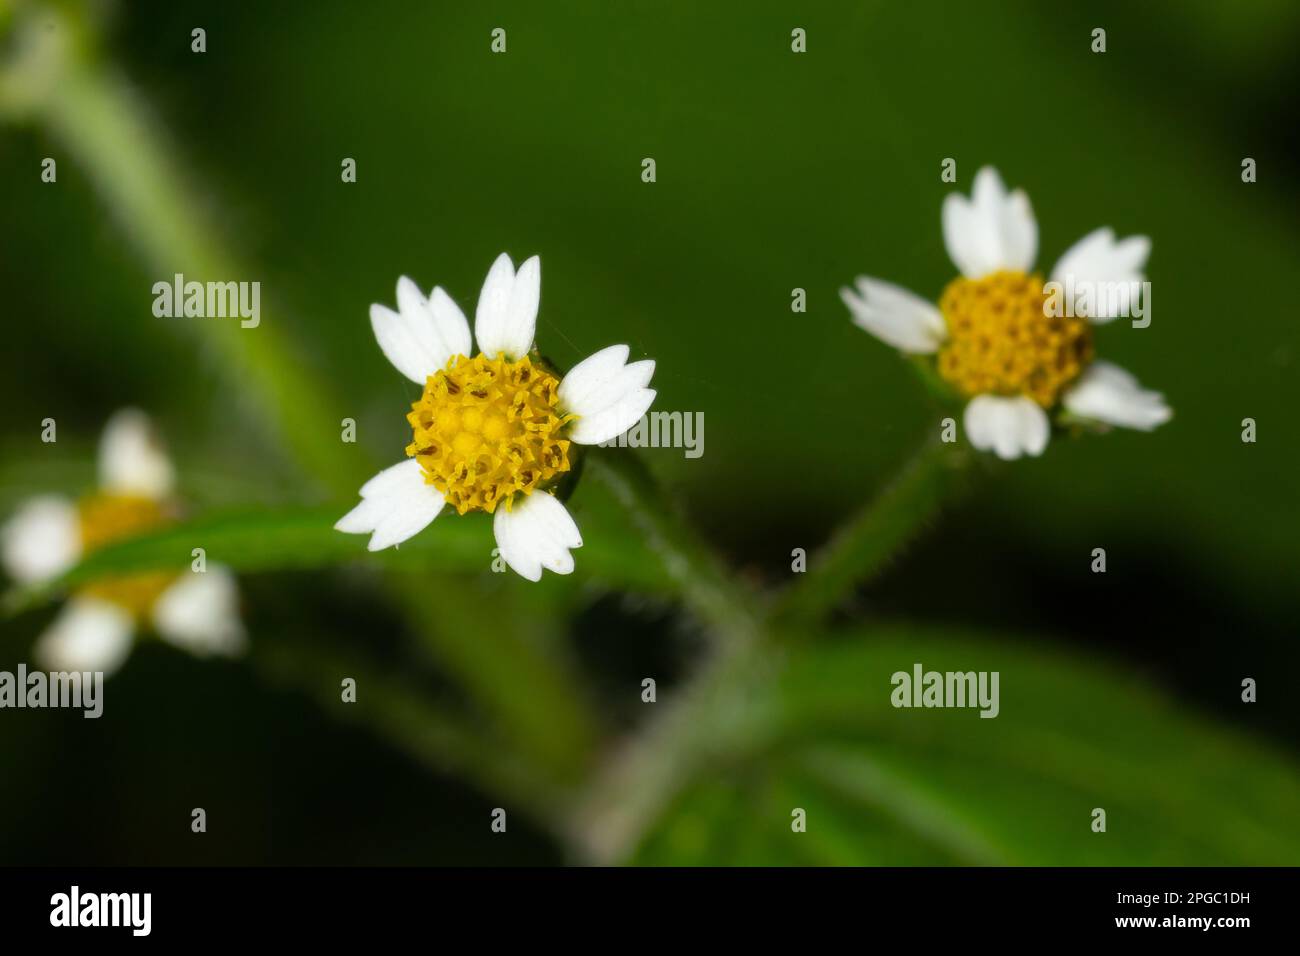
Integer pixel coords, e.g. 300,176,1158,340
428,286,473,359
492,492,582,582
556,344,629,408
1049,228,1151,323
1062,361,1171,431
395,275,427,325
474,253,516,353
335,459,444,551
99,408,175,498
567,389,657,446
506,256,541,354
474,253,539,361
370,277,471,384
998,189,1038,275
558,344,658,445
1,495,82,584
152,565,246,657
34,597,135,676
942,166,1038,278
840,277,947,353
964,394,1050,460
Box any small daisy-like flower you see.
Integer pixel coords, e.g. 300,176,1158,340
336,253,657,581
1,410,245,675
841,166,1171,459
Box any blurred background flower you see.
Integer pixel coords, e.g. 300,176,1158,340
1,0,1298,865
842,165,1171,460
2,409,243,675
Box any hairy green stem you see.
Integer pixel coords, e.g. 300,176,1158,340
573,435,977,861
3,3,988,864
772,436,976,629
569,450,769,861
587,450,760,650
2,4,366,498
1,2,597,811
566,641,767,863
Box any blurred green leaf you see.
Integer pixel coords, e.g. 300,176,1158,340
631,628,1300,865
3,503,677,616
250,629,571,823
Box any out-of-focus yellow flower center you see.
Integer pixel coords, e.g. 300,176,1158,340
937,270,1093,407
77,493,176,617
406,353,572,515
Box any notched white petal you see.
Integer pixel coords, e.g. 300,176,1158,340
557,345,630,408
840,276,947,354
99,408,175,498
370,303,432,384
964,394,1050,460
398,277,471,369
370,277,469,384
942,166,1038,278
1,495,81,584
1049,228,1152,323
567,389,656,446
505,255,541,359
428,286,473,359
34,598,135,676
474,253,537,360
493,492,582,582
559,344,658,445
153,565,247,657
335,459,444,551
1062,361,1171,431
1001,188,1038,274
396,276,427,322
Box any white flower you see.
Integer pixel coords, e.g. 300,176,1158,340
336,253,657,581
1,409,246,675
842,166,1171,460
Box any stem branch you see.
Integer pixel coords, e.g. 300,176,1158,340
773,436,975,628
587,450,760,650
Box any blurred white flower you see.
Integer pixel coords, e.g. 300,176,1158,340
1,410,245,675
842,166,1170,460
337,253,657,581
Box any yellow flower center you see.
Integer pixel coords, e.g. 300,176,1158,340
406,353,572,515
937,270,1093,407
77,493,177,617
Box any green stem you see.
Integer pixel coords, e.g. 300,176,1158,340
566,640,764,863
567,449,770,861
3,4,990,865
574,435,977,860
587,450,760,650
2,5,366,498
1,3,598,812
772,435,975,629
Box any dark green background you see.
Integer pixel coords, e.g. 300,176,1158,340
1,0,1298,864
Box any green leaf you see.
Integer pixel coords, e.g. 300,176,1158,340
630,627,1300,865
3,502,676,617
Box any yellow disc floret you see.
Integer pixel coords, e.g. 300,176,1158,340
406,353,572,515
937,270,1093,407
77,493,177,617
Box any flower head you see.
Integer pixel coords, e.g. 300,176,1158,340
336,253,657,580
1,410,245,675
841,166,1170,459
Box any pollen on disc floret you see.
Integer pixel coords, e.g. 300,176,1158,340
405,353,573,515
937,270,1094,408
